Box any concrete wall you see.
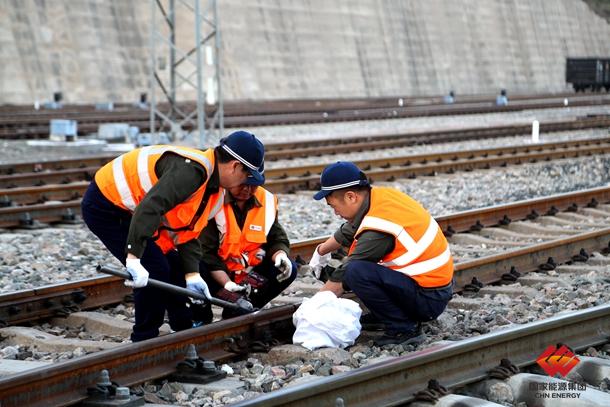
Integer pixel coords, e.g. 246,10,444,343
1,0,610,104
0,0,152,104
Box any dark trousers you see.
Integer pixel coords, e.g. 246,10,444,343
194,258,298,321
343,260,452,333
81,181,192,342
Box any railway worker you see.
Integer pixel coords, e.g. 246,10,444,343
308,161,454,347
81,130,265,342
191,171,297,325
443,90,455,104
496,89,508,106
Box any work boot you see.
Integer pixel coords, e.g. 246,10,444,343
374,326,425,347
360,313,385,331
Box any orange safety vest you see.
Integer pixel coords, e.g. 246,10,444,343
213,187,278,282
94,145,225,253
348,187,453,288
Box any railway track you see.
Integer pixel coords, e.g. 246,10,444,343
1,93,609,139
1,134,610,228
2,187,610,405
238,306,610,406
0,91,581,119
2,115,608,175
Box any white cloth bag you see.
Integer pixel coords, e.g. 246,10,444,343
292,291,362,350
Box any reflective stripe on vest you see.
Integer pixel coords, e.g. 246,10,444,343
95,145,217,253
112,154,136,211
108,145,213,211
262,189,276,235
350,187,453,287
359,216,440,268
392,246,452,276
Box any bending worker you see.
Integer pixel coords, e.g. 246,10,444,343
192,174,297,324
309,161,453,347
81,130,265,341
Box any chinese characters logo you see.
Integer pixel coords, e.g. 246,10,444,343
536,344,580,377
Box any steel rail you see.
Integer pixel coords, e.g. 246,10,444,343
0,91,581,121
3,115,609,177
1,96,609,139
264,140,610,193
233,304,610,407
265,136,610,178
0,305,297,407
219,97,610,128
263,116,610,157
0,275,131,326
0,200,81,228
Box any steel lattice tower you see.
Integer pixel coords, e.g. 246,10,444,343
148,0,223,148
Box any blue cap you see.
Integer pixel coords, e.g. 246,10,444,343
313,161,370,200
220,130,265,185
245,161,265,186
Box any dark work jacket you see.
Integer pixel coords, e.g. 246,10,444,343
330,192,395,282
126,152,219,274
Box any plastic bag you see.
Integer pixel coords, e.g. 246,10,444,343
292,291,362,350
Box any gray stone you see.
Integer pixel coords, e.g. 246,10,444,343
264,344,310,365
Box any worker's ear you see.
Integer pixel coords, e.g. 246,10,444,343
344,190,358,204
230,160,243,174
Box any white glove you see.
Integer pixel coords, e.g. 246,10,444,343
125,258,149,288
274,251,292,282
309,245,331,279
224,281,247,292
185,273,211,303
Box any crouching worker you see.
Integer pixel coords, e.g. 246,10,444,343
81,130,265,341
309,162,453,347
191,173,297,324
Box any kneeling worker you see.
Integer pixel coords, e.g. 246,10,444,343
309,162,453,346
192,173,297,324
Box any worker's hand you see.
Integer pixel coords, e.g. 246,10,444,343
224,281,247,292
309,245,331,279
125,258,149,288
274,251,292,282
320,280,344,297
185,273,211,303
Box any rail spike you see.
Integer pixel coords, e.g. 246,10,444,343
84,369,144,406
539,257,557,271
499,215,511,225
572,248,589,262
444,225,456,237
464,277,484,293
413,379,449,402
470,220,484,232
488,358,519,379
169,344,227,384
501,266,521,283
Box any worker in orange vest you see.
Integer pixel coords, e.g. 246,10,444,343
191,170,297,324
81,130,265,341
309,162,453,347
